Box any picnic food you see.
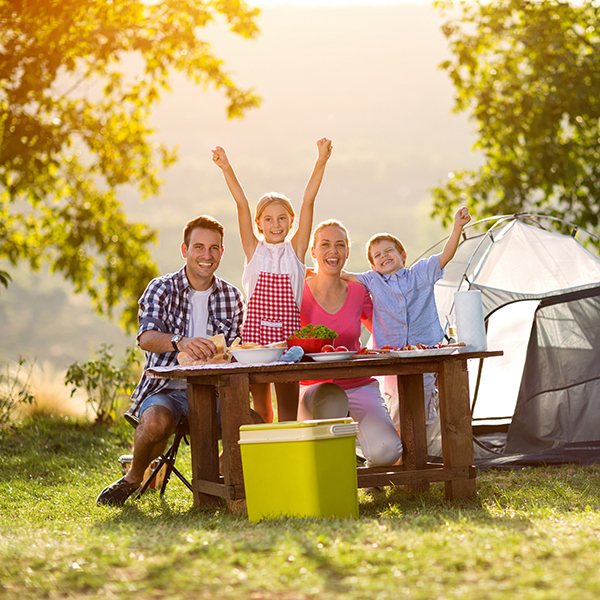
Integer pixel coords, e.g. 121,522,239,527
289,324,338,340
177,333,230,366
235,341,287,349
320,345,348,353
177,337,287,366
355,342,465,355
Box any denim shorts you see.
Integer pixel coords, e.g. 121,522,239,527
139,389,189,425
139,388,221,431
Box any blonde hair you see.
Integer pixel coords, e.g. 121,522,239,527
254,193,295,234
311,219,351,249
366,233,405,265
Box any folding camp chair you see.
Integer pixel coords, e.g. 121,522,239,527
137,416,193,497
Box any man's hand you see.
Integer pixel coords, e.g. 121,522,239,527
179,336,218,361
211,145,230,171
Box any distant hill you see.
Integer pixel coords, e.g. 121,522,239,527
0,4,479,368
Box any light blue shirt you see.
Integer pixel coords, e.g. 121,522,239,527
356,254,444,348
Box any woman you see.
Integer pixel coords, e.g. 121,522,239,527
299,219,403,466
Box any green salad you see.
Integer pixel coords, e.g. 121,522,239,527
289,324,338,339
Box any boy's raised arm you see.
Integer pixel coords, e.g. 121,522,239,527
212,145,257,261
439,206,471,269
292,137,333,260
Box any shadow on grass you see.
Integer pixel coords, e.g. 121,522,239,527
5,415,600,532
357,483,537,532
92,479,533,538
94,501,371,596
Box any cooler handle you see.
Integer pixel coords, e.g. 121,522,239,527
330,423,359,436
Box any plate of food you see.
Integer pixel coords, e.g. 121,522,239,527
352,347,395,359
352,351,391,360
306,350,357,362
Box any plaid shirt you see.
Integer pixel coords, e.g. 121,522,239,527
124,266,245,425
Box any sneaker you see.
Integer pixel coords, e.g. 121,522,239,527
96,477,140,507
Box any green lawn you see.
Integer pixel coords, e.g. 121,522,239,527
1,415,600,599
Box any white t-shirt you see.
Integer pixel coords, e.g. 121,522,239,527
167,285,213,390
187,286,213,339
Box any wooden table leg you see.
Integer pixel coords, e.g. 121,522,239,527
437,360,476,499
398,373,429,492
187,382,220,507
218,373,252,513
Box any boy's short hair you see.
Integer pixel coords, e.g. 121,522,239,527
366,233,405,265
183,215,224,248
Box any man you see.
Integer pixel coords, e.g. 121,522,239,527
97,215,245,506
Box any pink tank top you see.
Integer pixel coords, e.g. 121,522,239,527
300,281,375,390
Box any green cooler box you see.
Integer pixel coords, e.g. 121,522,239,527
239,418,359,522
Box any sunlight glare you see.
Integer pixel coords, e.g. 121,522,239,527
256,0,428,5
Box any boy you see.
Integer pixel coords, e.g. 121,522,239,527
343,206,471,427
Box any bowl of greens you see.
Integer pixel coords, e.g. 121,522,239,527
287,324,338,353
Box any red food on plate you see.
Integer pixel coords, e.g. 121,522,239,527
321,345,336,352
381,345,394,350
335,345,348,352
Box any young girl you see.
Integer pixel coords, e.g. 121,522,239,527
212,138,333,422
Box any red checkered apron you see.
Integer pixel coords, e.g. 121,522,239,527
242,271,301,345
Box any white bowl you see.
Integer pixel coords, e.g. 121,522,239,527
229,347,286,364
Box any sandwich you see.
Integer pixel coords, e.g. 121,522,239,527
177,333,230,366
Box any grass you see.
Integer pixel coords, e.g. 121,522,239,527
1,415,600,599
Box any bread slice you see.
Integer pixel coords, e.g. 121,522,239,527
177,333,230,366
211,333,226,355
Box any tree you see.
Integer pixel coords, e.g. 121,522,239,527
0,0,261,329
433,0,600,240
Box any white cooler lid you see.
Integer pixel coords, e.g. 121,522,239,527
239,418,358,444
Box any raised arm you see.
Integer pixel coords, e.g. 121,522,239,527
212,145,257,261
439,206,471,270
291,137,333,260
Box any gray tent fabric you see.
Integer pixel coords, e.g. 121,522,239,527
505,288,600,454
423,214,600,468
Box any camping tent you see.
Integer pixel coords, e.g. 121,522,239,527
424,214,600,465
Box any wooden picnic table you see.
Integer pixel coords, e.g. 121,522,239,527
148,349,502,510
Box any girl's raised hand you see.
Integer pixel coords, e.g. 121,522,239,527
316,137,333,162
211,145,230,171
